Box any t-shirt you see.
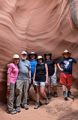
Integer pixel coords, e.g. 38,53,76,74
17,59,31,80
7,63,19,85
45,60,55,76
58,57,77,74
30,59,37,78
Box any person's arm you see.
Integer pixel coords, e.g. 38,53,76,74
57,63,63,71
54,64,57,75
28,62,31,83
33,68,36,84
73,58,77,64
7,64,12,88
45,64,48,83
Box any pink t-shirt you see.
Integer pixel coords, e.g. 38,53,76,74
7,63,19,85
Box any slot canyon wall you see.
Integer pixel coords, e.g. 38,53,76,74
0,0,78,102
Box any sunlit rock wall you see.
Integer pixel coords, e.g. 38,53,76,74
0,0,78,101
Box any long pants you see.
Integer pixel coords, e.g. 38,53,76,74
7,83,15,111
16,80,29,107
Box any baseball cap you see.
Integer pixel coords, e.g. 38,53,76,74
21,51,27,55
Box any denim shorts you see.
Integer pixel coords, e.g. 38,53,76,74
34,81,45,87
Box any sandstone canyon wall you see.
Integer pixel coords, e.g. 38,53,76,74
0,0,78,101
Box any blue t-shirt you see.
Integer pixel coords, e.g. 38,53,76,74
59,57,77,74
30,59,37,78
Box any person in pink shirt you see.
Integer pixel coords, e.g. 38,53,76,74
7,54,19,114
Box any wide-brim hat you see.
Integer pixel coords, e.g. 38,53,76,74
44,52,52,57
62,49,71,55
29,52,36,55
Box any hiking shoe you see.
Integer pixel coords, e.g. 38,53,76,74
8,109,17,115
64,97,68,101
53,92,58,97
68,91,74,100
16,107,21,113
34,103,40,109
24,104,29,110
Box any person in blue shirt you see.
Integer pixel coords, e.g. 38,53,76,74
28,52,37,97
16,51,31,112
57,50,77,100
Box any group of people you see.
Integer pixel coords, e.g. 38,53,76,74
7,49,77,114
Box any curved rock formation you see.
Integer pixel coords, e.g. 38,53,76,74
0,0,78,101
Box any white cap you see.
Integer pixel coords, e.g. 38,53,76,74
63,49,70,53
13,54,19,59
37,55,43,59
21,51,27,55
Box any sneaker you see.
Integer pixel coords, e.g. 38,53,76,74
34,102,40,109
8,109,17,115
16,107,21,113
68,91,74,100
24,104,29,110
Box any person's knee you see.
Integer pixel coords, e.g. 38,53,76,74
40,88,45,96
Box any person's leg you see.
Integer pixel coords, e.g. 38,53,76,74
51,74,58,97
66,74,74,99
7,83,17,114
62,85,68,100
60,72,68,100
34,82,40,109
22,80,29,110
16,80,23,112
53,86,58,97
40,82,49,104
46,77,52,98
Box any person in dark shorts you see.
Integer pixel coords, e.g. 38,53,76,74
57,50,77,100
44,53,58,98
33,55,49,109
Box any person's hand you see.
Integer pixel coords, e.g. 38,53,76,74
45,80,49,86
7,85,10,90
60,68,63,71
33,80,36,85
53,72,56,76
29,78,31,84
7,85,10,98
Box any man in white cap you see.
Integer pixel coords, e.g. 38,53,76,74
16,51,31,112
57,49,77,100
